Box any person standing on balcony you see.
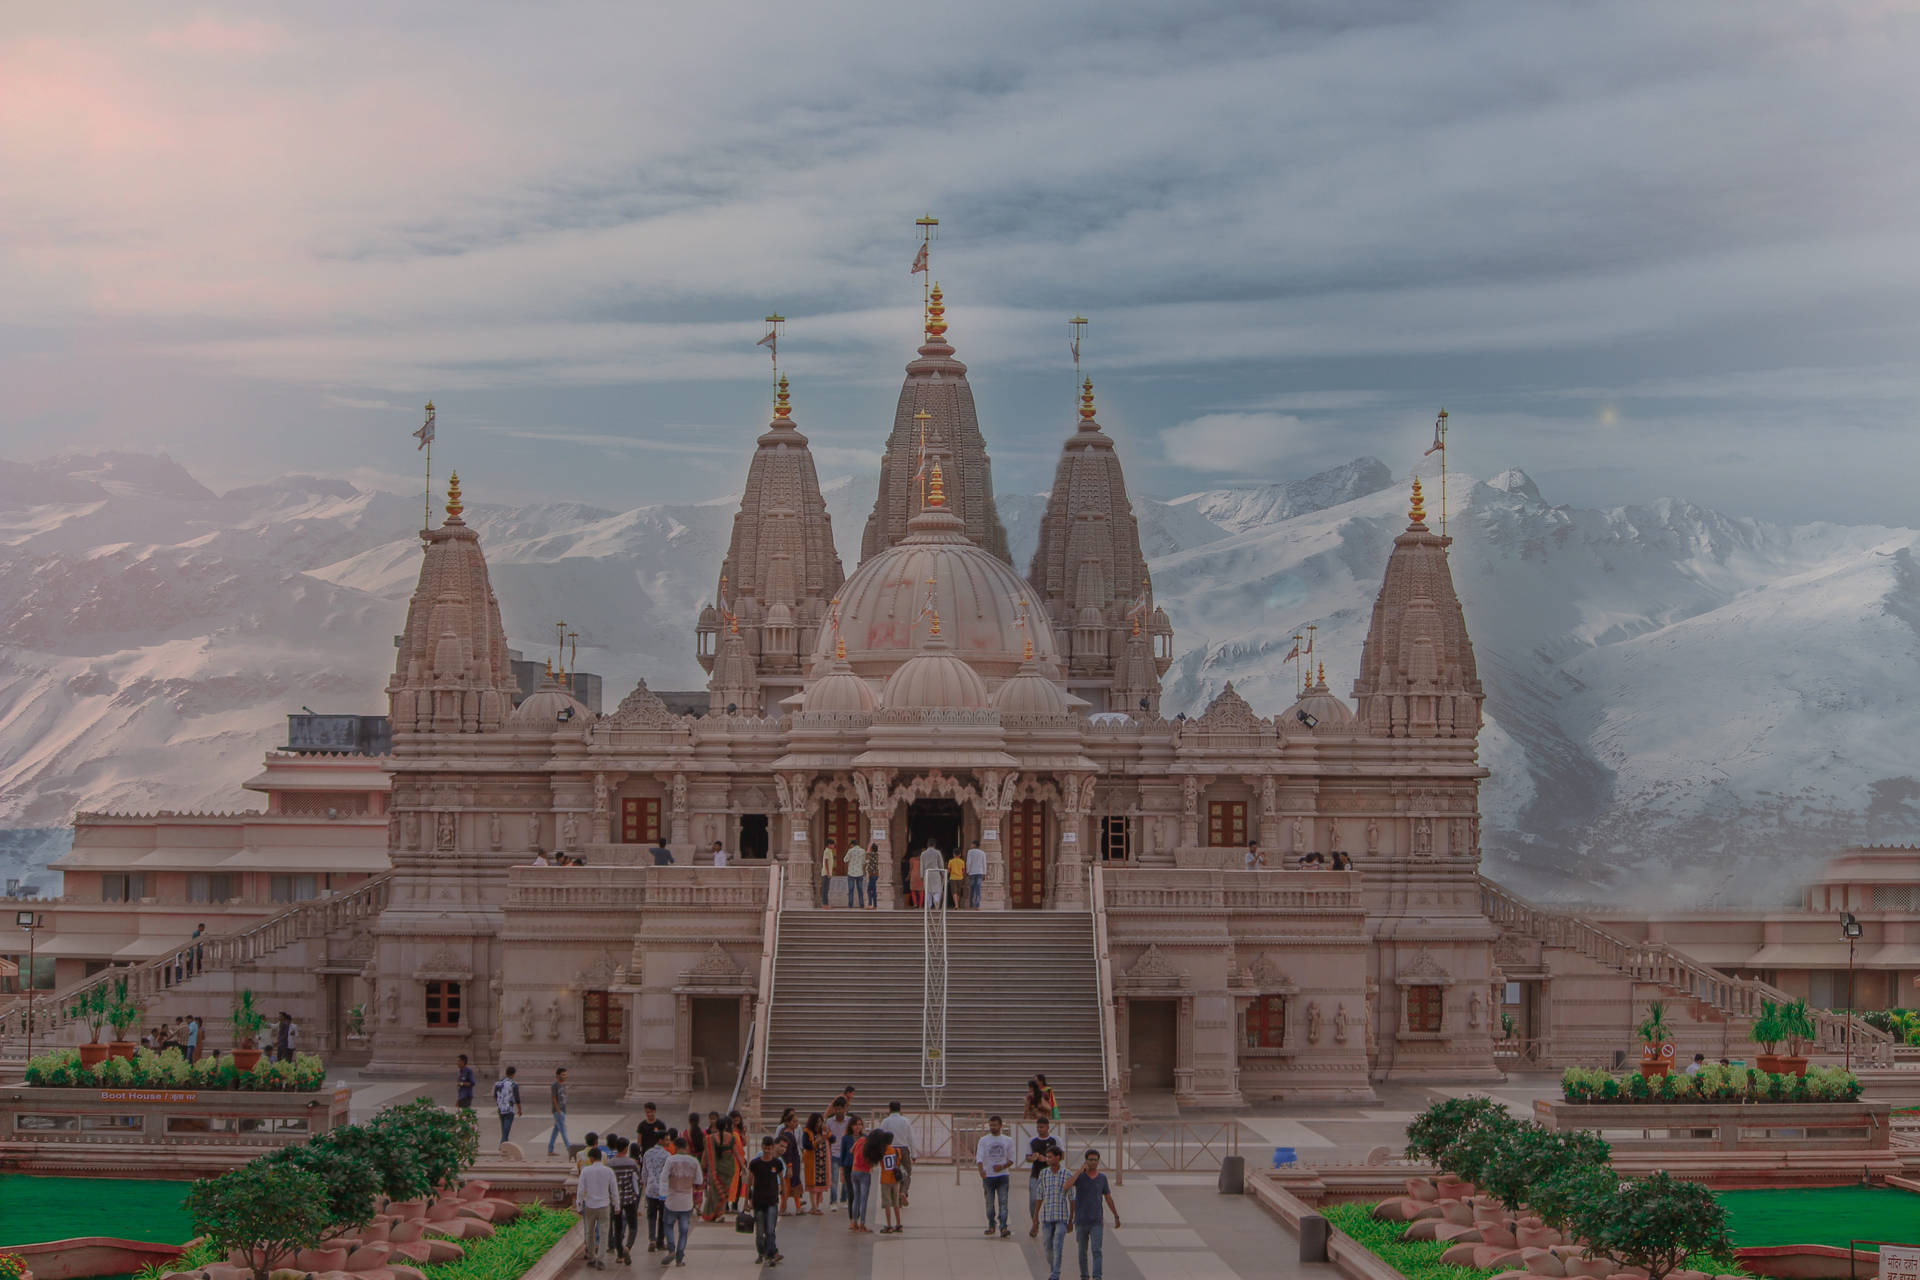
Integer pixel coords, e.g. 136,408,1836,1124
965,841,987,908
711,840,729,867
649,837,675,866
845,842,867,909
494,1065,522,1143
821,841,839,908
547,1066,572,1157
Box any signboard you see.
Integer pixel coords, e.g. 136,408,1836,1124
99,1090,199,1103
1881,1246,1920,1280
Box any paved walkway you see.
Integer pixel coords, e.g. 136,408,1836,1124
552,1170,1337,1279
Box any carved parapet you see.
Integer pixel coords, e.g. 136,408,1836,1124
1102,868,1363,914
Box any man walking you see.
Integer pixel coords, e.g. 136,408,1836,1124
455,1054,476,1109
748,1135,786,1266
1066,1149,1121,1280
661,1133,704,1266
650,837,675,866
1032,1146,1074,1280
820,840,838,907
607,1135,643,1263
976,1115,1016,1237
576,1147,616,1269
547,1066,571,1157
965,841,987,908
1027,1117,1059,1225
641,1130,672,1253
846,841,867,909
946,848,966,909
878,1101,915,1206
637,1101,667,1154
494,1065,522,1143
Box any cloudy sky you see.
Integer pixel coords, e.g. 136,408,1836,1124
5,1,1919,522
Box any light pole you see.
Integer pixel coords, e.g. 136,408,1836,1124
15,910,41,1064
1841,911,1863,1073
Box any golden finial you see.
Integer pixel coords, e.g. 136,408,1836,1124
926,282,948,340
543,656,554,679
774,373,791,419
1317,661,1326,687
928,606,942,638
445,471,464,519
1409,477,1426,524
835,632,847,660
1080,377,1097,423
927,460,947,508
1132,611,1142,637
425,399,435,412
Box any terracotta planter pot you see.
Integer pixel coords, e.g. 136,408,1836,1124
77,1042,109,1068
1639,1042,1675,1078
107,1041,138,1060
1756,1054,1808,1077
230,1047,263,1071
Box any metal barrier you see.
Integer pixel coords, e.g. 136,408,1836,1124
936,1114,1239,1186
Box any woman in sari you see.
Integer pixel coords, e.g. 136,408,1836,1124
1037,1073,1058,1120
1022,1078,1044,1122
804,1112,829,1213
701,1116,736,1221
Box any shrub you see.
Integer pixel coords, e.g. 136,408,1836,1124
230,989,269,1050
106,978,141,1041
1529,1160,1620,1233
1404,1095,1513,1168
1574,1171,1733,1280
0,1251,29,1280
1779,998,1818,1056
1635,1000,1672,1045
266,1124,385,1237
97,1054,135,1086
23,1048,82,1087
1476,1123,1611,1213
186,1162,332,1280
1752,1000,1783,1054
371,1097,479,1197
1557,1065,1859,1104
419,1203,574,1280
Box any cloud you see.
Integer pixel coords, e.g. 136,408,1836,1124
1161,412,1311,472
325,395,402,411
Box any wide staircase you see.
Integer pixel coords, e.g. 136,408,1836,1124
0,872,393,1057
1479,876,1893,1065
760,911,1106,1118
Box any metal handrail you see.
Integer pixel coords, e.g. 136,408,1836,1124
745,860,783,1125
1089,862,1121,1113
920,862,949,1110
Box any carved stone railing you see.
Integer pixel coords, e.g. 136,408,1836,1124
505,864,772,912
0,873,393,1046
1479,877,1893,1065
1103,868,1363,914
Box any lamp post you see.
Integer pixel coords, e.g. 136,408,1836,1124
1841,911,1863,1072
15,909,41,1064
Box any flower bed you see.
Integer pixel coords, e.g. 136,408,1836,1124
23,1048,325,1092
419,1204,575,1280
1560,1064,1860,1105
1323,1203,1745,1280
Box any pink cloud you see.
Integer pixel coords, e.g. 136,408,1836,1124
148,16,285,56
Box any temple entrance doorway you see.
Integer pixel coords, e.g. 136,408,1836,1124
691,996,743,1094
1007,799,1046,909
738,814,769,860
1129,999,1177,1089
906,799,962,858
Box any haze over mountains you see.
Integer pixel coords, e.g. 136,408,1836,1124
3,449,1915,908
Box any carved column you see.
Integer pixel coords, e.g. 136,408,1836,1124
980,770,1013,911
1055,773,1092,909
669,772,691,852
1256,776,1281,853
591,772,612,845
1178,775,1201,852
865,769,897,910
673,992,694,1099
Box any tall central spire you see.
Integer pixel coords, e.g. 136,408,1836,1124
860,276,1012,565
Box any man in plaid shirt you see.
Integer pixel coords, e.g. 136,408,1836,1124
1030,1145,1075,1280
640,1131,673,1253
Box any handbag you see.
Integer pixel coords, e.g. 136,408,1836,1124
735,1210,755,1233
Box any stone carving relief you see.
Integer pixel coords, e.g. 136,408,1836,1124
1334,1003,1350,1044
1260,776,1277,818
546,997,563,1040
383,985,399,1024
577,951,618,989
561,813,578,846
592,773,609,815
1366,815,1381,853
1492,936,1530,968
1195,681,1262,730
691,942,746,981
1245,952,1299,992
518,997,535,1040
435,811,456,851
1306,1001,1322,1045
1412,815,1434,859
773,776,792,814
526,813,542,847
489,811,503,851
1326,819,1340,851
1182,776,1199,817
403,812,420,849
673,773,689,814
1468,991,1483,1030
1290,815,1306,853
1122,944,1185,987
604,678,677,728
387,814,401,847
1400,950,1450,982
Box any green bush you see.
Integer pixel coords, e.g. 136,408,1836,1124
421,1203,575,1280
1559,1064,1860,1104
1323,1201,1744,1280
1529,1162,1619,1233
1476,1123,1612,1213
21,1047,328,1091
372,1097,480,1197
186,1162,332,1280
1404,1095,1513,1167
1573,1172,1733,1280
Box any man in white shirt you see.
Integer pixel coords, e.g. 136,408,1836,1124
964,843,987,909
531,851,549,867
711,841,729,867
879,1100,915,1205
575,1147,617,1269
660,1141,705,1266
845,842,868,909
976,1114,1017,1238
820,842,838,908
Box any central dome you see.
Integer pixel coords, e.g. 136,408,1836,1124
821,486,1059,682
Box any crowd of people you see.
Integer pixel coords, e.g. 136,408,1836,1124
551,1080,1120,1279
134,1008,301,1062
818,839,991,910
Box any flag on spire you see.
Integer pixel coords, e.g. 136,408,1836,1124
1283,639,1300,663
1425,408,1447,456
910,242,929,275
756,330,777,355
414,402,436,451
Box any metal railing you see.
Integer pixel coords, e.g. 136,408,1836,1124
744,861,783,1125
1090,863,1121,1116
1479,877,1893,1065
921,863,949,1110
942,1114,1239,1186
0,872,393,1047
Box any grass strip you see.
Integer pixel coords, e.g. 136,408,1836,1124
422,1204,577,1280
1320,1202,1745,1280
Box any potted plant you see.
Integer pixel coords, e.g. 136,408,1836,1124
230,988,270,1071
345,1003,368,1041
106,978,141,1060
0,1247,34,1280
1637,999,1676,1078
1752,998,1811,1076
1775,997,1816,1076
69,983,112,1068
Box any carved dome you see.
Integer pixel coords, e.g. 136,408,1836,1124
801,656,880,714
1287,667,1357,730
824,481,1058,683
506,679,591,732
992,659,1076,717
881,629,991,710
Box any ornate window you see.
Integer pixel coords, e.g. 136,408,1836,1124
425,980,462,1027
1207,801,1247,848
621,797,661,844
1246,994,1287,1048
582,990,623,1045
1100,815,1131,862
1406,985,1443,1033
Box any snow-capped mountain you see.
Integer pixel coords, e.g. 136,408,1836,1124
4,449,1916,908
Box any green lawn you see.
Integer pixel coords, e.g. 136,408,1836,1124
0,1175,194,1247
1714,1187,1920,1252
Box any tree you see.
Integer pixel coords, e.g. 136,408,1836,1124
1575,1172,1733,1280
186,1163,332,1280
1477,1124,1612,1213
264,1126,384,1238
369,1097,479,1198
1405,1095,1512,1166
1528,1162,1619,1235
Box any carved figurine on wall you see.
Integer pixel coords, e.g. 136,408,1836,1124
489,811,503,851
1333,1003,1350,1044
383,985,399,1024
672,773,689,813
1290,815,1306,854
403,812,420,849
1306,1000,1322,1045
546,997,563,1040
1366,815,1380,853
561,812,578,847
593,773,609,814
436,811,457,851
1413,814,1434,859
518,997,536,1040
1468,990,1482,1030
526,813,541,847
1182,775,1199,817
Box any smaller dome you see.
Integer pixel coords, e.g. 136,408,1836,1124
803,660,879,713
993,663,1073,716
882,637,990,710
1075,605,1104,629
765,602,794,628
1287,669,1356,730
507,680,591,731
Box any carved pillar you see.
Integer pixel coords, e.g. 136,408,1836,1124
1178,775,1201,852
980,770,1012,911
669,772,692,852
591,772,612,845
869,769,897,910
1056,773,1092,909
673,993,693,1100
1256,776,1281,853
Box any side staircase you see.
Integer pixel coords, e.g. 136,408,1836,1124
760,912,1106,1118
1479,877,1893,1066
0,872,393,1057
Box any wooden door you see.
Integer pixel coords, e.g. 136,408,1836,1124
621,797,660,844
1007,799,1046,909
820,798,860,874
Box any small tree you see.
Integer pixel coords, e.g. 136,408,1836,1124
230,989,269,1049
1750,1001,1783,1054
1477,1124,1612,1213
1575,1172,1733,1280
1529,1162,1619,1234
106,979,141,1042
185,1162,332,1280
265,1128,383,1239
1635,1000,1671,1046
1405,1095,1511,1166
69,984,111,1044
369,1097,479,1197
1779,998,1818,1057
